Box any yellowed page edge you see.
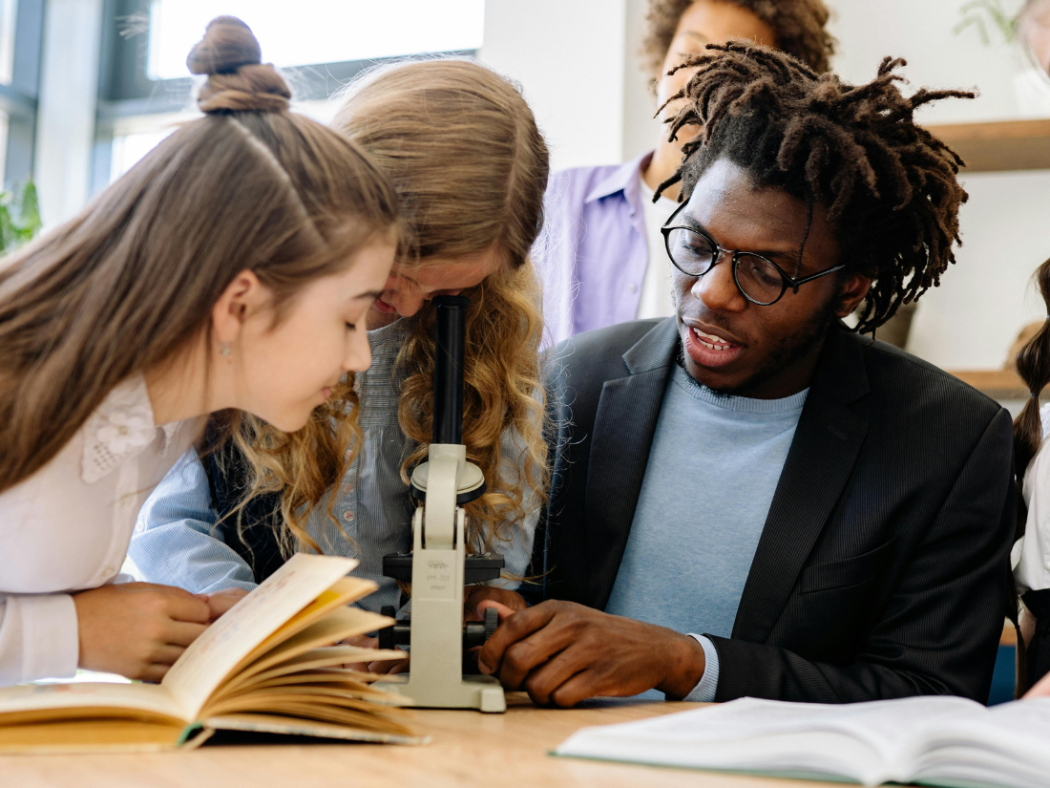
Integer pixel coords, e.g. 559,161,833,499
161,553,358,718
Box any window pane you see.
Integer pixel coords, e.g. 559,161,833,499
0,110,8,183
0,0,16,85
147,0,485,81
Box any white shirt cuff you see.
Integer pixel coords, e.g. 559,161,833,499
683,634,719,702
7,594,80,683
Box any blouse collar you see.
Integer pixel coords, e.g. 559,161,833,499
81,374,181,484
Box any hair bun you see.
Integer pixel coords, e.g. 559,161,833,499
187,16,291,113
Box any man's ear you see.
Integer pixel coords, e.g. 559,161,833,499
836,272,872,319
211,269,269,345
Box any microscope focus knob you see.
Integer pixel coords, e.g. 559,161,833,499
484,606,499,641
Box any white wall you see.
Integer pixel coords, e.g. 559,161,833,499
826,0,1050,369
478,0,629,171
33,0,103,227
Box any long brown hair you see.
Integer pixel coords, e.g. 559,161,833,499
0,17,398,501
329,59,551,551
1014,258,1050,481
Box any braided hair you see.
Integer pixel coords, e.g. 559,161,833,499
657,42,973,334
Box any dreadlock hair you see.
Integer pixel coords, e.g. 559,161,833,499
643,0,835,76
1014,258,1050,482
657,42,973,335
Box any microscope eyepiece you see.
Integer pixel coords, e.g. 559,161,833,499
432,295,469,446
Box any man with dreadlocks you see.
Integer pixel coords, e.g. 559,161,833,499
475,43,1016,707
534,0,834,345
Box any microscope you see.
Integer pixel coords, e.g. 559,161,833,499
373,295,507,713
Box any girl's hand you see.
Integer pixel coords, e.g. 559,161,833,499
72,583,211,682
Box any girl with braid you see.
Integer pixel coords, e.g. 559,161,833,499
131,59,551,666
1011,258,1050,697
0,17,400,685
535,0,834,344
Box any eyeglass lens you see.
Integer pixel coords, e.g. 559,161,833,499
666,227,785,305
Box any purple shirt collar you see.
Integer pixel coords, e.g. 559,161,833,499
584,151,655,216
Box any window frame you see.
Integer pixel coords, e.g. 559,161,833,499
0,0,44,189
92,0,477,191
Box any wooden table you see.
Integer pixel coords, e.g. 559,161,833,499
0,696,829,788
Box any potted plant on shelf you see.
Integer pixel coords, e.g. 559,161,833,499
955,0,1050,116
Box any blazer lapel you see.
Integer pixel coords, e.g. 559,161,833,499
732,328,871,642
584,319,678,610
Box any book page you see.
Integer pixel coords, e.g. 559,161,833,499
0,682,184,724
916,698,1050,787
555,696,984,786
161,553,358,719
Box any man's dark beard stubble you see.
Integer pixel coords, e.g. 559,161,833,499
681,292,843,398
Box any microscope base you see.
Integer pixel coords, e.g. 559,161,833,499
373,674,506,713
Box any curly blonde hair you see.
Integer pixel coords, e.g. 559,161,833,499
245,59,551,556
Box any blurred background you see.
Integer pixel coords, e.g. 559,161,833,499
2,0,1050,379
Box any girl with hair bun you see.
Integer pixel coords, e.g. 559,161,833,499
0,16,399,685
1013,257,1050,697
131,58,551,659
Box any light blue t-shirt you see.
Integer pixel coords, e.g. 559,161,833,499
605,363,807,699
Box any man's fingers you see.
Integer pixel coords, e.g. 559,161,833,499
522,647,589,706
475,600,517,623
495,619,581,690
166,621,209,647
478,602,558,675
547,671,601,708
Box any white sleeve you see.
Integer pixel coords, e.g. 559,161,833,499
1016,428,1050,594
0,593,79,686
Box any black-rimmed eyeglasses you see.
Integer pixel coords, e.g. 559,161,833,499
660,203,845,306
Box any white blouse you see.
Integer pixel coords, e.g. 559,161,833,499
1015,403,1050,594
0,375,199,685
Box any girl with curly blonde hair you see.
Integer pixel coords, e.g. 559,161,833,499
131,58,551,639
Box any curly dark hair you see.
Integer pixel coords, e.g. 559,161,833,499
643,0,835,76
657,43,973,334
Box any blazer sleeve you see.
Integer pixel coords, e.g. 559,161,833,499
709,407,1016,703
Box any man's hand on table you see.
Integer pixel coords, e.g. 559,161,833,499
476,600,706,707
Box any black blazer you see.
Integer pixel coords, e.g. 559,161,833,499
533,318,1016,704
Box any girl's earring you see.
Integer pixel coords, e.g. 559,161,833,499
220,342,232,357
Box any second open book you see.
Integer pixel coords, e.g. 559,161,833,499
556,695,1050,788
0,554,419,752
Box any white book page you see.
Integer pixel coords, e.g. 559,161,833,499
916,698,1050,787
0,682,183,722
161,553,358,719
556,697,984,786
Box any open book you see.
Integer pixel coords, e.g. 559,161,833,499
555,696,1050,788
0,553,418,752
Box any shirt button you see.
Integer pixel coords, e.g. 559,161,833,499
342,484,352,494
104,565,118,577
343,511,354,521
628,283,638,294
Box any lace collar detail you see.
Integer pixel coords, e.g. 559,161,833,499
81,374,180,484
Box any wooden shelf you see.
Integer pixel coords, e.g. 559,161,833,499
926,119,1050,172
947,368,1030,399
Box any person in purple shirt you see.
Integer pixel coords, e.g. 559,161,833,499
535,0,835,344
